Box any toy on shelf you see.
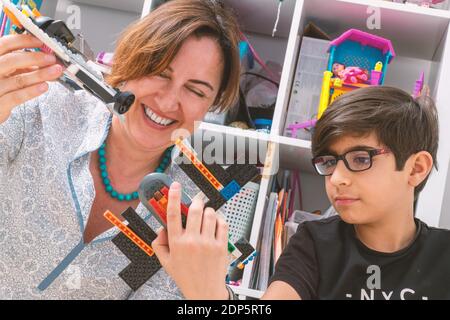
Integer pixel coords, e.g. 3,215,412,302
104,139,260,291
392,0,446,8
413,72,425,98
317,29,396,119
0,0,135,118
332,63,369,84
286,119,317,138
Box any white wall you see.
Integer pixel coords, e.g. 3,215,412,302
39,0,58,16
244,32,288,68
440,160,450,229
54,0,140,54
416,26,450,229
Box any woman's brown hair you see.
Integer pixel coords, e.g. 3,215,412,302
107,0,241,111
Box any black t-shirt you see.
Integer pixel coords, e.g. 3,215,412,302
269,215,450,300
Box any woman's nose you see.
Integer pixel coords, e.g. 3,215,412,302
155,86,180,113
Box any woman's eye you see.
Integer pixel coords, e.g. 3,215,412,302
187,87,205,98
159,73,170,79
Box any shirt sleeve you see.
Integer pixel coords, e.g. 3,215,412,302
268,222,319,299
0,104,26,169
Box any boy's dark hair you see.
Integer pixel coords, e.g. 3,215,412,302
311,86,439,200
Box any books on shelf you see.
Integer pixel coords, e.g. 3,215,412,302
255,191,278,291
283,36,330,140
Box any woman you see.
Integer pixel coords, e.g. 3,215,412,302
0,0,240,299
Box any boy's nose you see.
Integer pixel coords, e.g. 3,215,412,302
329,160,351,187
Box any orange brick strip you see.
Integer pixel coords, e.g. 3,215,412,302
103,210,154,257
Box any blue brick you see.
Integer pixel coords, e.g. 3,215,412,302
220,180,241,200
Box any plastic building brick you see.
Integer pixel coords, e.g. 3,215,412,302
138,173,258,280
105,207,162,291
230,238,258,270
175,139,260,210
175,139,224,191
220,180,241,201
1,0,135,119
106,140,259,290
104,210,154,256
139,173,191,229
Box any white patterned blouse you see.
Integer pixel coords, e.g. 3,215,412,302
0,82,196,299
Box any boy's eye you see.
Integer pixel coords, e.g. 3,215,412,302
323,158,337,168
351,155,371,166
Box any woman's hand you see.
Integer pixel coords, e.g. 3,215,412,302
0,34,64,124
152,182,230,300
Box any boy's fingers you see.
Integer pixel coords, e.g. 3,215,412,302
167,182,182,240
201,207,217,239
186,196,204,235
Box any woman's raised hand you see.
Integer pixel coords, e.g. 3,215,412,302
0,34,64,124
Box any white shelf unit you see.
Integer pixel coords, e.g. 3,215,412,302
127,0,450,299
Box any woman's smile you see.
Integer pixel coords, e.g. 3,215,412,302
141,102,179,130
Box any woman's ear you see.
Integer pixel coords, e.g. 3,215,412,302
408,151,434,187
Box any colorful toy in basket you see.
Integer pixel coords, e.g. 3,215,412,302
332,63,369,84
317,29,396,119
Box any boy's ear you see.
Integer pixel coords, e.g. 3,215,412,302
407,151,434,187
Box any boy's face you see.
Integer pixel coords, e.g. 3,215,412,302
324,132,413,225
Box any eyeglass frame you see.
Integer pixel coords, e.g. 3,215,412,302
311,148,391,176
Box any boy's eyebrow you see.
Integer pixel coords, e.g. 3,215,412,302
328,145,379,155
166,66,214,92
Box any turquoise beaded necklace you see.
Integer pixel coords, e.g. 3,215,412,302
98,142,173,201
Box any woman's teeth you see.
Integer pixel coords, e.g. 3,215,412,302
143,104,175,126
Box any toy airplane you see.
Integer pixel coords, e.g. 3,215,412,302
104,139,260,291
1,0,135,119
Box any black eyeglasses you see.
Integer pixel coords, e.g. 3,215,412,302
312,148,390,176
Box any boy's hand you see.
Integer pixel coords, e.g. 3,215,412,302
152,182,230,300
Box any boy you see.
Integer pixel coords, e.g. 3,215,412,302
152,86,450,300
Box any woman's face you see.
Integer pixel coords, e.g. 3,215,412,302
119,35,224,151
